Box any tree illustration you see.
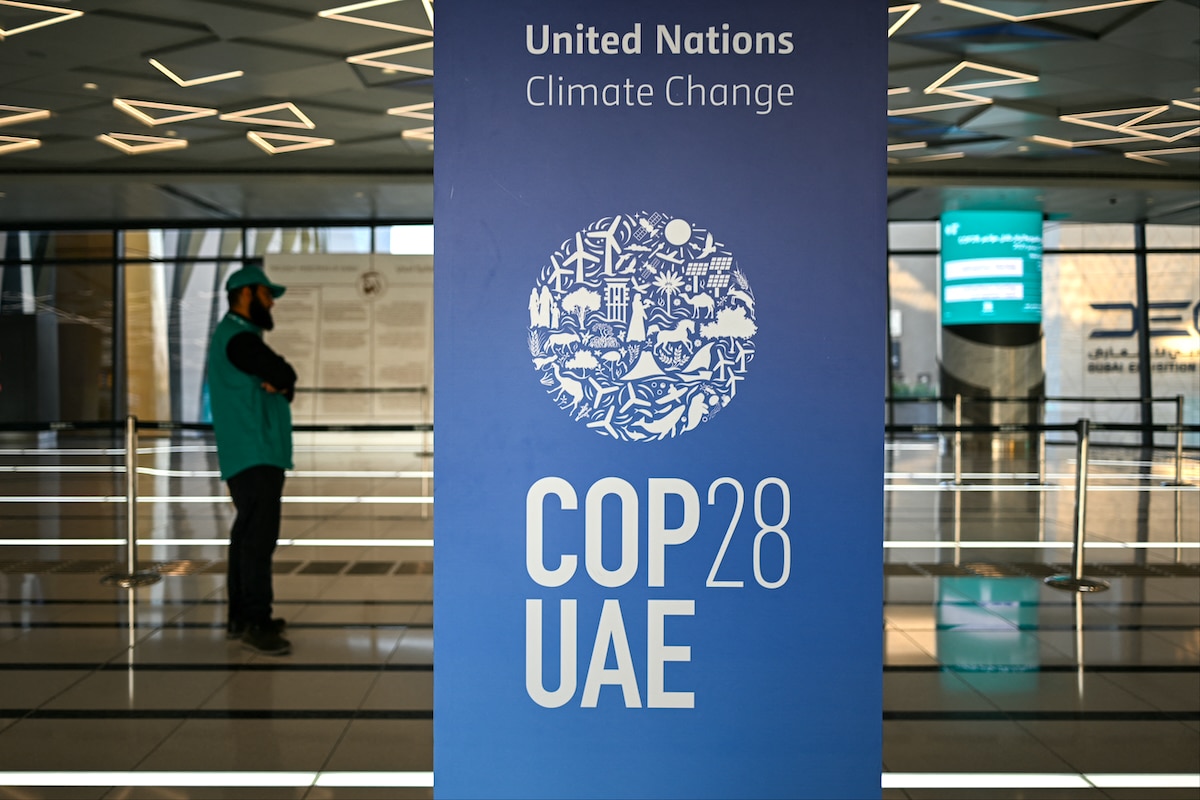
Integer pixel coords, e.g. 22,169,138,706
700,306,757,343
652,270,684,315
566,350,599,371
562,286,601,327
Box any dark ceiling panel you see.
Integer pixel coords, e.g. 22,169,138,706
0,0,1195,224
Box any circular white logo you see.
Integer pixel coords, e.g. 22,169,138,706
528,211,757,441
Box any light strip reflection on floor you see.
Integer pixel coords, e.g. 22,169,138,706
882,773,1089,789
884,540,1200,549
0,538,1192,550
0,772,1195,790
885,484,1197,492
0,495,432,504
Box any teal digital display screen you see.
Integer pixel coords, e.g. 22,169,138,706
940,210,1043,325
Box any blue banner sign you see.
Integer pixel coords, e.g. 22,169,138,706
435,3,884,798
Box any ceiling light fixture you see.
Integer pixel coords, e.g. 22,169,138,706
888,4,920,37
937,0,1161,22
346,41,433,74
220,102,315,129
904,151,966,162
0,104,50,127
925,60,1038,95
1028,134,1146,148
318,0,433,35
148,58,244,87
96,133,188,155
387,102,433,120
887,141,927,151
1172,98,1200,111
1061,105,1200,143
887,87,912,96
1124,145,1200,166
246,131,335,154
0,0,82,39
402,126,433,141
113,98,218,126
890,60,1037,117
0,135,40,154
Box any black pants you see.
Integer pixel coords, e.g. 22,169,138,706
227,465,285,626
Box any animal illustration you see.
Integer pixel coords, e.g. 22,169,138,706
630,405,686,440
648,319,695,346
545,331,580,351
550,363,584,412
680,291,715,318
727,288,755,314
532,354,557,370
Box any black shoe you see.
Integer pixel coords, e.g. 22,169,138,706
226,617,285,640
240,623,292,656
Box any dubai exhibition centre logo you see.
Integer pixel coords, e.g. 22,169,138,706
527,211,757,441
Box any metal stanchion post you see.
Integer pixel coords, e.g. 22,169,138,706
954,393,963,485
1045,419,1109,593
103,416,162,589
421,388,432,520
940,394,964,487
1164,394,1190,487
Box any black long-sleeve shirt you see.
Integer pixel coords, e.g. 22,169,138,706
226,331,297,402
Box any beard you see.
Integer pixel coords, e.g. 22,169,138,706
248,294,274,330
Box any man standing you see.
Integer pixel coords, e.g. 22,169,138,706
208,262,296,656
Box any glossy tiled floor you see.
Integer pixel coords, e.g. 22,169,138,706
0,431,1196,799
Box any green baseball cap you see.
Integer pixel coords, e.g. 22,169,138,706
225,264,286,298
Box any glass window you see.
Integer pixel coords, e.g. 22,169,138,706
385,224,434,254
887,255,939,398
1044,222,1135,250
1146,224,1200,249
1147,251,1200,447
887,221,937,251
247,227,372,256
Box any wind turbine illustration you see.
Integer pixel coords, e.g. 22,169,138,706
585,215,624,276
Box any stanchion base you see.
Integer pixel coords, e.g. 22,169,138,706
1044,575,1110,593
102,571,162,589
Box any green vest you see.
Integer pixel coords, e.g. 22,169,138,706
207,312,294,481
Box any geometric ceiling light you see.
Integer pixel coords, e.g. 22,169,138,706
1060,105,1200,143
1028,133,1147,148
0,0,82,39
96,132,188,155
387,101,433,120
888,4,920,37
925,60,1039,95
0,135,40,154
401,126,433,141
888,150,965,165
346,41,433,75
220,102,316,129
113,98,218,126
1124,145,1200,166
889,60,1037,116
937,0,1161,22
148,58,244,87
0,104,50,127
246,131,335,154
319,0,433,35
